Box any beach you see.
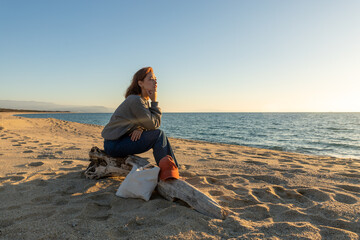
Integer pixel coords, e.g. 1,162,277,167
0,112,359,239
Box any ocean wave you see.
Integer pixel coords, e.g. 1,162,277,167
325,142,360,149
18,112,360,159
325,127,352,131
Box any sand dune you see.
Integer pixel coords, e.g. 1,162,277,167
0,112,359,239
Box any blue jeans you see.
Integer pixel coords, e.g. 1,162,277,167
103,129,178,167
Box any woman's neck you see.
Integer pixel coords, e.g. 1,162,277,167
140,93,150,101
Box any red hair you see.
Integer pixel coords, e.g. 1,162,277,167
125,67,153,98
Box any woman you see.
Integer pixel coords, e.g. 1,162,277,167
101,67,178,167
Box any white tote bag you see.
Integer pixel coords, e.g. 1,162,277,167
116,165,160,201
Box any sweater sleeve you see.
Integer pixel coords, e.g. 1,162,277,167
130,97,162,130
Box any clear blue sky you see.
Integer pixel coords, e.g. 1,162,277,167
1,0,359,112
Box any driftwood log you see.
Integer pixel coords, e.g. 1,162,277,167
85,147,228,219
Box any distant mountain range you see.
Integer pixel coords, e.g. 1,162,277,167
0,100,114,113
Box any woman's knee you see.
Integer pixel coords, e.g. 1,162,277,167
156,129,168,141
157,129,166,136
147,129,165,138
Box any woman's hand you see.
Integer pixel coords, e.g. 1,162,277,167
146,89,157,102
129,128,143,141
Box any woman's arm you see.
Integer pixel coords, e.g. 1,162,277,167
129,127,143,141
130,97,161,130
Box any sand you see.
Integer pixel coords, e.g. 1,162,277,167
0,112,359,240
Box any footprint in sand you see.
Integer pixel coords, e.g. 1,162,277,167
237,205,272,221
278,158,293,163
333,193,357,204
289,164,304,169
180,170,197,177
26,146,37,149
12,144,21,146
275,208,308,223
296,188,330,202
252,155,269,160
37,153,56,159
40,142,52,146
0,176,25,182
228,175,248,184
245,160,268,166
288,169,306,174
215,152,226,157
23,150,34,153
297,160,308,165
336,184,360,193
319,188,335,194
28,162,44,167
307,205,340,220
207,157,229,162
248,175,288,185
62,160,73,165
197,158,210,162
251,187,283,203
319,225,358,239
269,167,287,172
208,190,224,196
338,173,360,179
242,151,255,156
55,151,63,154
11,176,25,181
66,146,81,150
186,176,213,186
226,150,239,155
179,164,192,170
204,176,222,185
272,186,310,204
42,172,56,176
282,173,295,179
224,184,249,194
202,151,212,155
210,168,222,172
59,166,84,171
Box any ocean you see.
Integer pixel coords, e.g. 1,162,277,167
15,112,360,159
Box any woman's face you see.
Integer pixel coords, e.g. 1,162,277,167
139,72,157,91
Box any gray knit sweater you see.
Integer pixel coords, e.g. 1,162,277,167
101,95,162,140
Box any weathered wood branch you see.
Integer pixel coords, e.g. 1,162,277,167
157,179,228,219
85,146,228,219
84,147,132,179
